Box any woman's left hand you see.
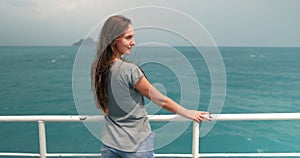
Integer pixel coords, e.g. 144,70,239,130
192,111,210,122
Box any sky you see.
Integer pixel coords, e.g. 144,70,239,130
0,0,299,46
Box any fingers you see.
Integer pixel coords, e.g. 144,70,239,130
193,111,211,123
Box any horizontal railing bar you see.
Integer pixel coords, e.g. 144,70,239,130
0,115,104,122
199,152,300,157
0,115,189,122
210,113,300,121
47,153,101,157
0,113,300,122
0,152,40,157
155,153,192,157
2,152,300,157
47,153,191,157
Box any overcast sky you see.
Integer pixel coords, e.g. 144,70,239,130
0,0,299,46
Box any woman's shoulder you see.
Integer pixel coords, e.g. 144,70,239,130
119,59,140,70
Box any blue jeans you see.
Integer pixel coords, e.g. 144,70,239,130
101,133,155,158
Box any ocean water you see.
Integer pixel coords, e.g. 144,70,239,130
0,46,300,157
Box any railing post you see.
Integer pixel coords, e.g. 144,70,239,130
192,121,199,158
38,121,47,158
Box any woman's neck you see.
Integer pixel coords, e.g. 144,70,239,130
112,52,122,62
112,57,119,62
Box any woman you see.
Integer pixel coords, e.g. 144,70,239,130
91,15,209,158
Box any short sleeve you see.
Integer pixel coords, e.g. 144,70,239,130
130,67,145,87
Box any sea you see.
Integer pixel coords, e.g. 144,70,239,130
0,46,299,157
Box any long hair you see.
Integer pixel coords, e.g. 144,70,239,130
91,15,132,115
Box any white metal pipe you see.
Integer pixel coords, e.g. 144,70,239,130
155,153,192,157
0,115,187,122
1,113,300,158
46,153,101,157
1,113,300,122
148,115,190,122
210,113,300,121
38,121,47,158
2,152,300,157
0,153,40,157
0,115,104,122
198,152,300,157
192,121,199,158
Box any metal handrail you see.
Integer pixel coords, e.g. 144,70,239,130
1,113,300,157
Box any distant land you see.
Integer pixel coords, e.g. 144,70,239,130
72,37,97,46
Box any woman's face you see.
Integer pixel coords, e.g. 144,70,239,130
115,24,135,56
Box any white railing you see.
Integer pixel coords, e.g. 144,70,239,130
1,113,300,158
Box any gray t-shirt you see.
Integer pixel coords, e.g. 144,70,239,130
101,59,152,152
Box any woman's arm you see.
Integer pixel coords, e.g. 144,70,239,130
135,76,209,122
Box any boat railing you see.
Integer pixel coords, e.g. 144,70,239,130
1,113,300,158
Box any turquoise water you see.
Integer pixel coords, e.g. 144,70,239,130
0,46,300,157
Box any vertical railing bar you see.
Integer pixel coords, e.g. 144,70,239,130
38,121,47,158
192,121,199,158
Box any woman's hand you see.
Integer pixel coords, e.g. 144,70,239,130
191,111,210,123
177,108,210,122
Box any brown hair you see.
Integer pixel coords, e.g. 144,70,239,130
91,15,132,115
